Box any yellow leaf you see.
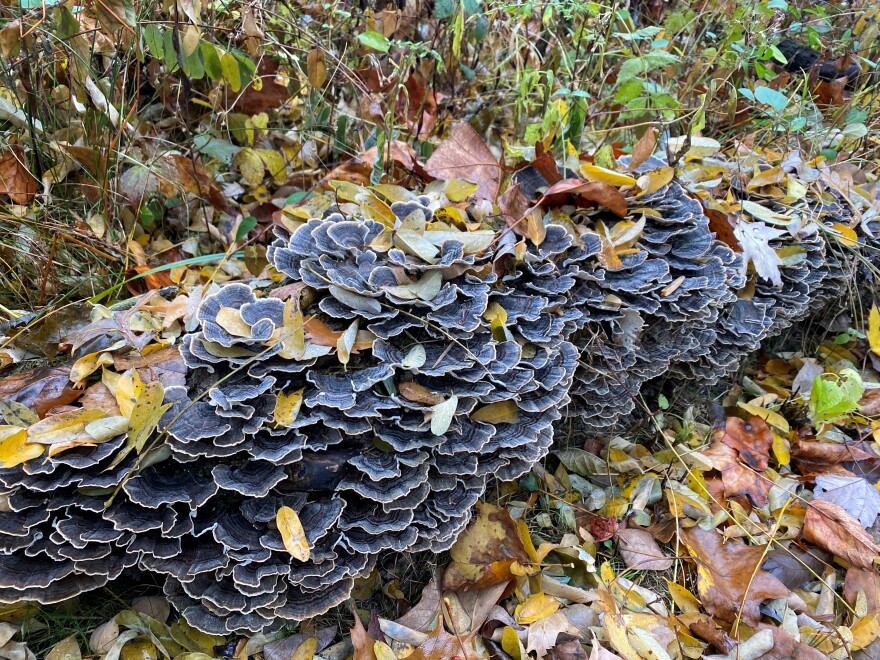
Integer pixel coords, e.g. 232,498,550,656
514,592,560,624
746,166,786,191
0,426,43,467
771,430,790,466
115,369,144,418
274,389,304,427
373,641,397,660
636,166,674,196
581,164,637,187
215,306,253,338
69,351,114,384
220,51,242,92
737,402,790,433
664,579,701,613
471,401,520,424
356,192,396,228
444,179,480,202
869,305,880,356
277,506,310,561
27,409,106,444
127,381,170,454
279,297,306,360
832,223,858,248
255,148,287,185
291,637,318,660
851,613,880,651
501,626,525,660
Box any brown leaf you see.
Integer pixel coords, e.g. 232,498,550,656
351,613,376,660
425,122,501,202
306,48,327,88
0,365,82,418
705,206,741,251
721,416,772,471
78,382,121,416
703,440,770,507
498,183,531,239
687,615,736,654
230,58,291,115
537,179,627,217
169,154,228,212
113,346,187,389
681,527,789,625
442,502,529,590
803,500,880,570
846,568,880,613
0,146,36,204
548,633,588,660
627,127,658,172
406,620,480,660
755,625,828,659
320,141,421,187
615,528,673,571
792,442,876,479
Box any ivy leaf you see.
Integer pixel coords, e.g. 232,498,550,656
809,368,864,425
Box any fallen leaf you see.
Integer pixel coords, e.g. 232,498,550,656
0,145,37,204
538,179,628,217
681,527,789,625
430,395,458,436
846,568,880,613
425,122,501,202
803,500,880,570
277,506,310,561
0,365,83,417
703,439,770,507
734,220,786,287
274,389,305,427
616,528,673,571
515,593,561,625
814,474,880,528
443,502,530,590
627,127,658,172
46,634,82,660
526,613,579,658
0,426,43,467
720,416,773,470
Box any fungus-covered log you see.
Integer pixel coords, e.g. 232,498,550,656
0,155,875,634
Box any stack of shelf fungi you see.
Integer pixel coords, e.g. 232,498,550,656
0,157,874,635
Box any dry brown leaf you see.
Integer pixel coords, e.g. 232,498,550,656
425,122,501,202
627,127,658,173
721,416,772,470
682,527,789,625
755,625,828,659
537,179,628,217
803,500,880,570
442,501,530,590
703,440,770,507
616,528,673,571
846,568,880,613
406,621,480,660
351,613,377,660
0,146,36,204
0,365,83,418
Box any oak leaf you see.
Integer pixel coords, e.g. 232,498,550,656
681,527,789,625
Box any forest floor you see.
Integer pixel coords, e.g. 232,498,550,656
1,0,880,658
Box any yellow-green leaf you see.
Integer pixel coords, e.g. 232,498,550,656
0,400,39,428
277,506,310,561
27,409,106,444
220,51,242,92
128,381,170,454
279,297,306,360
235,148,266,187
85,416,130,442
501,626,525,660
373,641,397,660
274,389,304,427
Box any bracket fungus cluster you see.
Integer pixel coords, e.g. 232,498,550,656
0,155,876,634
